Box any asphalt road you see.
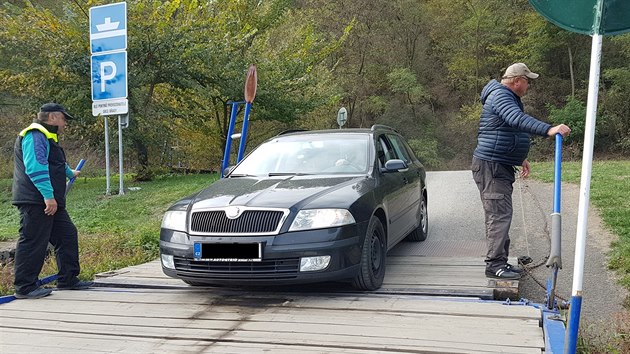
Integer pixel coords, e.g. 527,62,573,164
426,170,628,329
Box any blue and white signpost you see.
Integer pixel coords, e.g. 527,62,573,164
528,1,630,352
90,2,128,195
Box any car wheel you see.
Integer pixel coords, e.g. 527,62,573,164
352,216,386,290
406,192,428,242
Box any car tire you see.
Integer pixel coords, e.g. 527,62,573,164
352,216,386,290
406,192,428,242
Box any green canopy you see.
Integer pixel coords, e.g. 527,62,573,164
529,0,630,35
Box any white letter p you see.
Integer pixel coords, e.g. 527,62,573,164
100,61,117,92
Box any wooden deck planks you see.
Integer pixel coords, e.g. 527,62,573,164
2,306,543,353
0,255,541,353
96,256,519,300
1,288,541,319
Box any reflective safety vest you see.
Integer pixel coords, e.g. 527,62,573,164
19,122,59,142
12,122,68,207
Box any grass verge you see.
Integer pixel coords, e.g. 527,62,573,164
530,160,630,354
0,173,216,295
530,160,630,287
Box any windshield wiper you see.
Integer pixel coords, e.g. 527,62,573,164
268,172,313,177
228,173,258,177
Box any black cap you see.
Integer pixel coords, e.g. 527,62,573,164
40,103,74,120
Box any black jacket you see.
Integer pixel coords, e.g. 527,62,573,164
12,123,68,208
473,80,551,166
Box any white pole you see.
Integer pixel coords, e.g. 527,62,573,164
565,32,602,354
118,114,125,195
573,33,602,294
104,116,111,195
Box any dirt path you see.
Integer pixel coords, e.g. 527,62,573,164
514,178,628,332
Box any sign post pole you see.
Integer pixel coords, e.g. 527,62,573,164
89,1,128,195
118,114,125,195
527,1,630,352
104,116,111,195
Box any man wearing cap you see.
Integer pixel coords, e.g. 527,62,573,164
12,103,92,299
472,63,571,280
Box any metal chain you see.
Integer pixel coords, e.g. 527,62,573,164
520,260,569,303
518,182,569,304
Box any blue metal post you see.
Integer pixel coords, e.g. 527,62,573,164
221,102,239,177
546,134,563,310
565,296,583,353
237,102,252,162
554,135,563,213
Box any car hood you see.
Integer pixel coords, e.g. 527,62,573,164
190,175,366,210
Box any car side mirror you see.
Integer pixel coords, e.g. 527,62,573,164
223,166,234,177
383,159,408,172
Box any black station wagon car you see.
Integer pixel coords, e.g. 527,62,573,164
159,125,428,290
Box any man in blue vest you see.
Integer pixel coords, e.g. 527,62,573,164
472,63,571,280
12,103,93,299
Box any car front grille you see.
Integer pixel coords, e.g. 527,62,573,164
190,209,286,235
173,256,299,279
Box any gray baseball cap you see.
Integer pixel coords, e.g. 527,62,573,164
503,63,539,79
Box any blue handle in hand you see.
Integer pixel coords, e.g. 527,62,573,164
65,159,86,195
69,159,86,183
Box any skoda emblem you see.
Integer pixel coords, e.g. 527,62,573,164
225,206,242,219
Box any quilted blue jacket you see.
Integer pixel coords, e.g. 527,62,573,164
473,80,551,166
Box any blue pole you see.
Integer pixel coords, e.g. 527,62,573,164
237,102,252,162
65,159,86,196
565,295,583,353
0,274,58,305
546,134,563,310
221,102,239,177
554,134,563,213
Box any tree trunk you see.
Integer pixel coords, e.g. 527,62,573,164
568,45,575,98
133,137,151,181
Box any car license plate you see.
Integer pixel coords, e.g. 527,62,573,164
193,242,262,261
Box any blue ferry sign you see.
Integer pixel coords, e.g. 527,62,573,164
89,2,127,54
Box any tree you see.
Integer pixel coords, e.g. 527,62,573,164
0,0,350,179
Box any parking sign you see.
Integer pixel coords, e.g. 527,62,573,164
91,51,128,115
91,52,127,100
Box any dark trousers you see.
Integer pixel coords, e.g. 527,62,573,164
471,157,516,272
13,204,80,295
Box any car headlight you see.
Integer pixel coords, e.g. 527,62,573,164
289,209,355,231
161,210,187,232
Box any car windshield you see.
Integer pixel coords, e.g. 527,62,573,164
230,134,370,176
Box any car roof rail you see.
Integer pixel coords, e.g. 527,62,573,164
370,124,397,132
277,129,308,136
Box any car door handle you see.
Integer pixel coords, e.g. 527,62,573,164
402,177,409,184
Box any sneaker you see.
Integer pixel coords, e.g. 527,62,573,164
506,263,524,274
486,267,521,280
15,287,53,299
57,280,94,290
